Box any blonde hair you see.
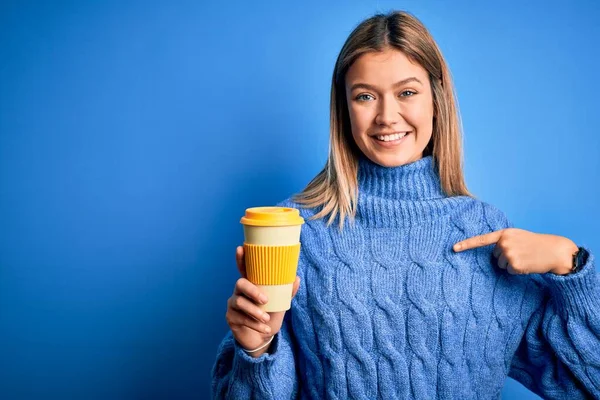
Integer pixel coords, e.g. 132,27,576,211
292,10,472,230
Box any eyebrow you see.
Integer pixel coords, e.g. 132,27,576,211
349,77,423,92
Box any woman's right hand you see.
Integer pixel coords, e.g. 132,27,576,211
225,246,300,358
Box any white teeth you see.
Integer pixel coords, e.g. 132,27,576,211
376,132,408,142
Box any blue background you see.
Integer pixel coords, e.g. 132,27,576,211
1,1,598,398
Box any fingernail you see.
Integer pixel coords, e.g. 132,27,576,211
262,313,270,322
264,326,271,334
259,294,268,304
454,244,462,252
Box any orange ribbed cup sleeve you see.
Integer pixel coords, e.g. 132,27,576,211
244,243,301,285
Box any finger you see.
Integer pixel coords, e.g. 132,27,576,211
454,230,505,252
229,295,271,323
235,246,246,277
234,278,268,305
506,264,520,275
493,244,502,259
227,309,272,335
291,276,301,298
497,253,508,270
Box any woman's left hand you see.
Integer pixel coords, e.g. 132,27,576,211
453,228,579,275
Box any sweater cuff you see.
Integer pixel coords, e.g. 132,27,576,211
234,333,281,364
230,333,282,392
542,248,600,319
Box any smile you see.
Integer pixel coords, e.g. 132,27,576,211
375,132,409,142
372,131,412,148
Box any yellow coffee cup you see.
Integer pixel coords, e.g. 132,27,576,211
240,207,304,312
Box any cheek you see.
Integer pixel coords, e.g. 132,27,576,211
348,105,372,137
411,103,434,134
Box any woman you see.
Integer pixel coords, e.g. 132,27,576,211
212,10,599,399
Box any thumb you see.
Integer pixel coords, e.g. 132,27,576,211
235,246,246,277
291,276,301,298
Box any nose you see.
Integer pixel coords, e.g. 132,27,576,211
375,94,402,126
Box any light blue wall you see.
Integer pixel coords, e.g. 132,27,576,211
1,1,598,398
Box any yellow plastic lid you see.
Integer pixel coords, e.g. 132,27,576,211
240,207,305,227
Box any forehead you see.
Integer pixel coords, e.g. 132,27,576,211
345,49,428,86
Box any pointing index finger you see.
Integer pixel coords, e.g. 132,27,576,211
453,229,505,252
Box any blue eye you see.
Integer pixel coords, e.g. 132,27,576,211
355,91,416,101
355,94,374,101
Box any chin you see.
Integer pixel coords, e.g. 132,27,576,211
370,152,421,168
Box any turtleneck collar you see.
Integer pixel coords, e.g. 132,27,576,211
357,155,445,201
356,155,462,228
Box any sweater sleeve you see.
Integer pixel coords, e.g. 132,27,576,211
211,310,299,400
508,249,600,398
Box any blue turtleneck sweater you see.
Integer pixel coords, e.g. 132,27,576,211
212,156,600,399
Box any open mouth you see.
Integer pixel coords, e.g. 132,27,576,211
373,131,411,144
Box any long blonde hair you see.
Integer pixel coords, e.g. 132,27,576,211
292,10,472,230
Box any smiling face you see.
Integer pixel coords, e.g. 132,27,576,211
345,48,435,167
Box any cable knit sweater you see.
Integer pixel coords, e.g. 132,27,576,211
212,155,600,399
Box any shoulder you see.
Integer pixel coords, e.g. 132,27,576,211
276,197,331,261
478,199,513,231
450,196,513,235
276,197,321,222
